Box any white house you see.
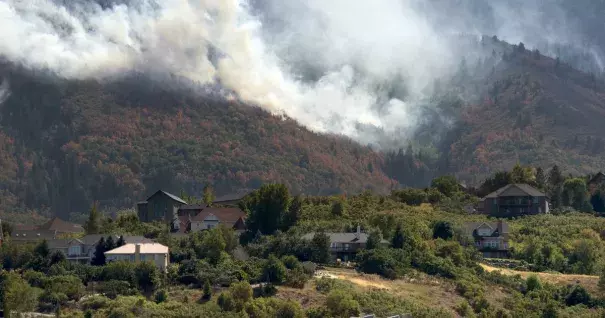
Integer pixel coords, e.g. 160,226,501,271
105,243,169,271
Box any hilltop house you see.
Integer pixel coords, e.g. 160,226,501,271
105,243,169,271
478,184,549,217
465,221,510,258
137,190,247,233
47,235,153,264
302,226,389,262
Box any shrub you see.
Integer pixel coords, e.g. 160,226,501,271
301,261,317,276
326,290,360,317
285,267,309,288
525,275,542,292
98,280,138,299
80,295,111,310
154,289,168,303
356,248,410,279
202,279,212,300
23,270,47,288
217,292,235,311
263,255,287,284
281,255,301,270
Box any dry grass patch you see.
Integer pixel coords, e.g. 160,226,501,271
480,263,600,294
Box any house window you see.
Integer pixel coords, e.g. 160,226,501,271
538,207,542,213
477,229,491,236
519,208,525,214
68,245,81,256
207,224,215,229
344,244,350,250
533,197,539,204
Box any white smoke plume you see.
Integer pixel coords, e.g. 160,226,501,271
0,0,597,146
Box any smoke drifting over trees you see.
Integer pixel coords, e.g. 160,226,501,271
0,0,603,147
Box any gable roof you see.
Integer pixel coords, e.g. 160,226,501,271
147,190,187,204
38,217,84,233
484,184,545,198
105,243,168,255
465,221,509,235
301,232,389,244
191,207,246,223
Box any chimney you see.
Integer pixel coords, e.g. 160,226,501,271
355,225,361,239
497,220,503,233
135,244,141,263
357,225,361,234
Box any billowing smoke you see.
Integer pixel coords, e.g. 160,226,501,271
0,0,599,147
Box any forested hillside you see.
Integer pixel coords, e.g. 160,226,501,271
5,34,605,219
0,63,395,219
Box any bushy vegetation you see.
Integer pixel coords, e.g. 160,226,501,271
3,170,605,317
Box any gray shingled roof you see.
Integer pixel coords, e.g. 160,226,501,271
465,222,509,235
147,190,187,204
302,232,389,244
484,184,545,198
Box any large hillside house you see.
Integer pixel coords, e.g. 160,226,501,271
478,184,549,217
137,190,188,223
466,221,510,258
105,243,169,271
137,190,247,233
47,235,153,264
302,226,389,262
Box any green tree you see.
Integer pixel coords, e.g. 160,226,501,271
84,202,102,234
229,281,253,311
309,231,331,264
510,163,535,184
432,221,454,240
263,255,287,284
526,275,542,292
134,261,161,294
201,228,226,265
1,272,39,316
366,230,383,250
431,176,460,197
331,197,348,217
282,195,302,231
562,178,592,211
34,239,50,258
116,235,126,247
326,290,360,318
203,185,215,206
92,237,107,266
392,225,405,249
154,289,168,303
548,165,565,208
203,279,212,300
105,235,116,252
241,184,291,235
535,167,546,189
